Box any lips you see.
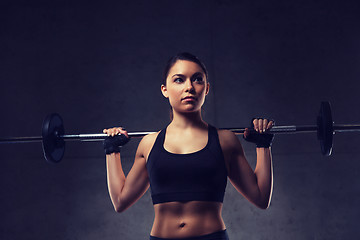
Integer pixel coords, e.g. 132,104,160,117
182,96,197,101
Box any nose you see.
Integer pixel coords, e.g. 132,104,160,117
184,79,195,92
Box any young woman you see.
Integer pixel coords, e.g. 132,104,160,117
103,53,274,240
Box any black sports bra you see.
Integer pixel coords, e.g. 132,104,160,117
146,125,228,204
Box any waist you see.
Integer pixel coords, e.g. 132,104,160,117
150,229,229,240
151,201,225,239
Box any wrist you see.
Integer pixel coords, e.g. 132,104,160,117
103,135,130,155
256,147,271,152
104,144,121,155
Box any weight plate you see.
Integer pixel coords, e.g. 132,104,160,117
317,102,334,156
41,113,65,163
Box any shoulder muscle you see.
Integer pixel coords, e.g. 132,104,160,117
218,129,243,153
136,131,160,162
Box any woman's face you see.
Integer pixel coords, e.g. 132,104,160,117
161,60,209,114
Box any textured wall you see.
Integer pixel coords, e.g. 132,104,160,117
1,0,360,239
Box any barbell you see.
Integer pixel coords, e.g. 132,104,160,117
1,101,360,163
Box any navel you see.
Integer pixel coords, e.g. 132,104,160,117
179,222,186,228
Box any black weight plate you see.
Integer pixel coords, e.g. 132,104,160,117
42,113,65,163
317,102,334,156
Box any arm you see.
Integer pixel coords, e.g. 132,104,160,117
106,134,155,213
219,130,273,209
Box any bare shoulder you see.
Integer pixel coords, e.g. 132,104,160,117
217,129,240,150
136,131,160,161
217,129,246,171
140,131,159,146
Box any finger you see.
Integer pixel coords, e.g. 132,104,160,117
114,129,119,136
253,119,259,132
267,120,274,129
262,119,268,132
119,128,129,138
258,118,264,133
105,129,112,136
103,127,128,137
244,128,249,138
109,128,116,137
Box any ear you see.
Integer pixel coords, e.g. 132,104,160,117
205,82,210,95
161,84,169,98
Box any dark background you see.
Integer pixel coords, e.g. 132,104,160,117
1,0,360,239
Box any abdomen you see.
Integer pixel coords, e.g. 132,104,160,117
151,201,226,239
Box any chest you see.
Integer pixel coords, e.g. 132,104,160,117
163,131,208,154
148,145,225,194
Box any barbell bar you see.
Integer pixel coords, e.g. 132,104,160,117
1,101,360,163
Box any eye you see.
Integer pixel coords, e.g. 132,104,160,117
193,76,204,83
174,77,184,83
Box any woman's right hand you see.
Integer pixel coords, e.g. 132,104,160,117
103,127,130,155
103,127,129,138
243,118,274,148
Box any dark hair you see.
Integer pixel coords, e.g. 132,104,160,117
162,52,209,85
162,52,209,121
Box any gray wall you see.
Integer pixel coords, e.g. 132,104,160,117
1,0,360,239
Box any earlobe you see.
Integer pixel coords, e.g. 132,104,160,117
161,84,169,98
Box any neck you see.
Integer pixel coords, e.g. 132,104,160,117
170,110,207,129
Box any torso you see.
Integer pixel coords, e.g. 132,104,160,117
143,124,229,238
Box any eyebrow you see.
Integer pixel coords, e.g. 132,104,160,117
171,72,204,78
171,74,185,78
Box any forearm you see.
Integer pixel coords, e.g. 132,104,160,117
254,147,273,209
106,152,125,211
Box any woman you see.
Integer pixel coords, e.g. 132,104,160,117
103,52,274,240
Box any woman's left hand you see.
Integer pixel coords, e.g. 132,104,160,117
250,118,274,133
244,118,275,148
